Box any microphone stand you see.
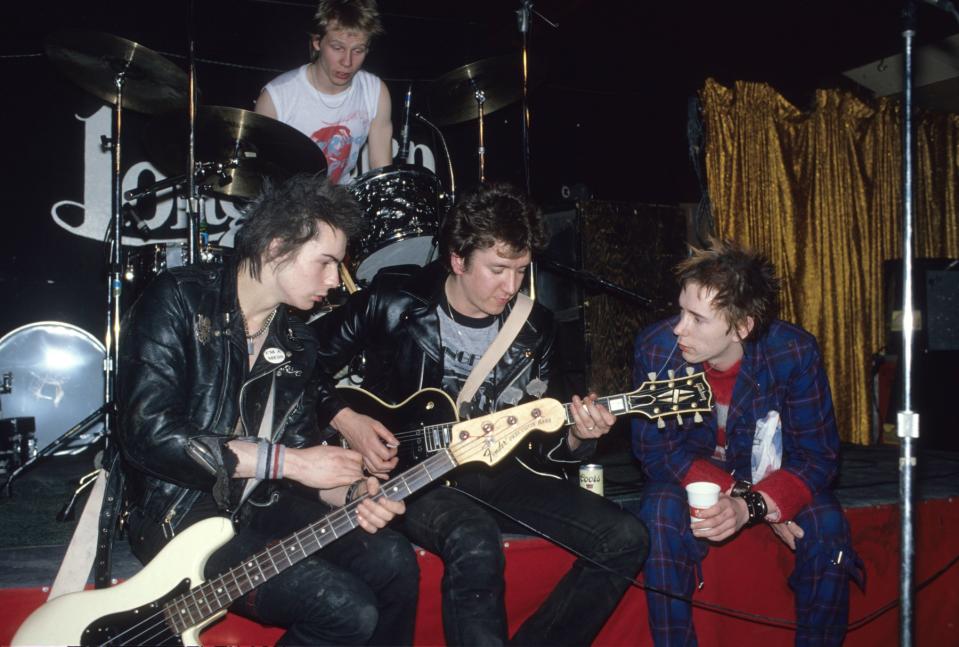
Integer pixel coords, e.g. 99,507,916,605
515,1,558,196
186,0,201,263
399,82,413,163
897,2,918,644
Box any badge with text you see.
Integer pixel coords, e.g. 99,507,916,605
263,347,285,364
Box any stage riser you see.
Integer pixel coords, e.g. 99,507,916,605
2,498,956,645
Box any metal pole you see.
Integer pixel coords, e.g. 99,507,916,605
897,2,919,644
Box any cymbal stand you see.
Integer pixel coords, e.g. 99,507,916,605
470,77,487,183
102,62,132,449
516,1,557,195
186,0,201,263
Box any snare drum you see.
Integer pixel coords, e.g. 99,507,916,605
349,164,446,282
0,322,106,454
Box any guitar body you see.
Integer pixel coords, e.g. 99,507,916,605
337,386,458,471
12,517,235,647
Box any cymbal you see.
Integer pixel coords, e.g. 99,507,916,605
45,31,189,114
146,106,328,199
428,55,530,126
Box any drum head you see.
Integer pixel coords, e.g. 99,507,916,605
0,322,105,453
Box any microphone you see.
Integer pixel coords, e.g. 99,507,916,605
399,83,413,163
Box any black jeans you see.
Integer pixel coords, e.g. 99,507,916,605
401,461,649,646
130,489,419,646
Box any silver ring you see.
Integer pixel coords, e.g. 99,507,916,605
785,520,792,525
586,425,596,431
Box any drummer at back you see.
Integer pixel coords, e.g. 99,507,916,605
255,0,393,184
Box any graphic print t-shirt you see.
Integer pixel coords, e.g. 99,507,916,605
263,66,381,184
437,298,499,415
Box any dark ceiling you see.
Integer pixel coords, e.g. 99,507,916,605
8,0,959,205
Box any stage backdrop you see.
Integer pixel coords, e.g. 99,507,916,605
701,78,959,445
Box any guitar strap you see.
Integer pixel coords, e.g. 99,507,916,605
48,466,108,600
239,374,277,505
455,292,533,416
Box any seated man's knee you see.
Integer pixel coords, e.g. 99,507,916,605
635,482,689,529
444,515,504,577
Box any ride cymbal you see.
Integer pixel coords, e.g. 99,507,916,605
428,55,535,126
146,105,328,199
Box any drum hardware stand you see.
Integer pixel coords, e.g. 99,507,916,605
185,0,202,264
414,112,457,207
468,77,488,183
2,403,112,497
413,111,457,261
516,2,557,196
398,82,414,163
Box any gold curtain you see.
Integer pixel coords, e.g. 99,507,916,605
701,78,959,444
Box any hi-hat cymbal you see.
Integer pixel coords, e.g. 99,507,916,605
45,31,189,114
428,55,534,126
146,106,328,199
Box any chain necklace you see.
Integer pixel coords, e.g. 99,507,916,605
242,307,278,355
310,63,352,110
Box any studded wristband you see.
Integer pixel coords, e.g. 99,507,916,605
740,490,768,526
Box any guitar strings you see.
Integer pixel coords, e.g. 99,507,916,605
98,412,524,645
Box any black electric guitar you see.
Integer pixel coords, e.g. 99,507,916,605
338,368,713,472
12,399,567,647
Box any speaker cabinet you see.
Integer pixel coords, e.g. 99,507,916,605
537,202,687,396
882,259,959,451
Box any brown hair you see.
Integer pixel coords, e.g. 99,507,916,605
437,183,549,271
674,238,780,340
311,0,383,57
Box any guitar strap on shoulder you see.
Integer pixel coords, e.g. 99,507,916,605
239,374,277,506
455,292,533,416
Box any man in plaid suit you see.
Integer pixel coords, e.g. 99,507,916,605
629,240,864,646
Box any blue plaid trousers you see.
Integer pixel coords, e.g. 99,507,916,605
626,483,865,647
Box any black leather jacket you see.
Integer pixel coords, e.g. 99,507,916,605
117,261,332,535
312,261,592,474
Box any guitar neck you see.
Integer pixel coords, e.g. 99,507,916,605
165,450,458,632
561,393,629,426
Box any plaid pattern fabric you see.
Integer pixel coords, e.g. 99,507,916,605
627,484,863,647
631,318,840,501
629,318,863,645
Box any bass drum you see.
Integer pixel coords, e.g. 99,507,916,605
0,322,105,454
349,164,447,282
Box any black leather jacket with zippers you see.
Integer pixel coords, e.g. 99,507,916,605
117,260,333,537
311,261,594,477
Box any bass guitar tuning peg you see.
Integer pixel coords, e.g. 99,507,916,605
694,412,703,423
657,418,666,429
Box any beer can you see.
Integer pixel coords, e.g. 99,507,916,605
579,463,604,496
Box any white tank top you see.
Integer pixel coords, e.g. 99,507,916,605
264,65,381,184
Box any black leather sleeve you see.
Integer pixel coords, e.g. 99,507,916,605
117,273,221,491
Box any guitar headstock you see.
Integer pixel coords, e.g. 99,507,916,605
629,367,714,428
448,399,566,467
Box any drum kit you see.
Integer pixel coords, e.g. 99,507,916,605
1,27,531,488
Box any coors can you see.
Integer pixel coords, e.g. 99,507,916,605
579,464,604,496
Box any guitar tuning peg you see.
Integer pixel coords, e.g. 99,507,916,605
676,414,684,425
685,366,695,375
694,412,703,423
648,372,657,381
657,418,666,429
667,369,675,379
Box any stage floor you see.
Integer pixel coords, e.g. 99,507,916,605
1,441,957,589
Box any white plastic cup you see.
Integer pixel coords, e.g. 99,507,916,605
685,481,720,523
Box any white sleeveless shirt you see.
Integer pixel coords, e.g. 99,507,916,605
263,65,381,184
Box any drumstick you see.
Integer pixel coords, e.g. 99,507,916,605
339,263,359,294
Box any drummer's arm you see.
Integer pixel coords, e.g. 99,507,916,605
367,80,393,169
254,89,278,119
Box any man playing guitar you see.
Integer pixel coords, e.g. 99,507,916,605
312,182,649,645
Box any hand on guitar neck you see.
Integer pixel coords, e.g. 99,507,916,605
330,405,400,479
567,393,617,451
